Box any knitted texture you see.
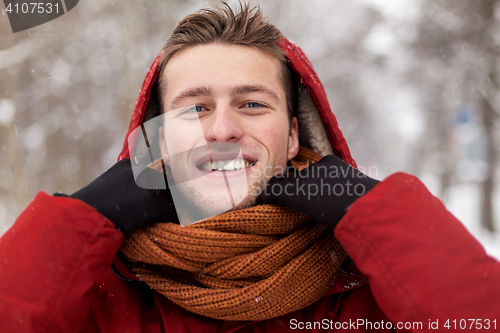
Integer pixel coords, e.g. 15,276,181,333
120,147,347,321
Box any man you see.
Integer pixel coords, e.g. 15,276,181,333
1,2,499,332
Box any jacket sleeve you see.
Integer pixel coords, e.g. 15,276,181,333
334,172,500,331
0,191,124,333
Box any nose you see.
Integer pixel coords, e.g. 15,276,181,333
204,104,243,143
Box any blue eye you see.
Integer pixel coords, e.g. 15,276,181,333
245,102,264,108
182,105,207,114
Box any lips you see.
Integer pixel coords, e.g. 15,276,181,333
198,159,256,171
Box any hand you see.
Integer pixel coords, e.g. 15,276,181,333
257,155,379,229
68,159,179,234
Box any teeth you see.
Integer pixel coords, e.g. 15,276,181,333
224,160,235,171
198,159,254,171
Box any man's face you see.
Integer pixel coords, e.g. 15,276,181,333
159,43,299,221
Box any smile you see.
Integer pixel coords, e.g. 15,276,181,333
197,159,256,171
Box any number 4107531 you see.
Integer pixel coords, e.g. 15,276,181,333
6,3,60,14
444,319,496,330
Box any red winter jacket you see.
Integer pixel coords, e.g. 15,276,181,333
1,38,499,333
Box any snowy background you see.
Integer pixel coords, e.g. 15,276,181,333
1,0,499,259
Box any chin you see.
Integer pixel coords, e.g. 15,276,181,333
229,194,258,211
175,179,264,221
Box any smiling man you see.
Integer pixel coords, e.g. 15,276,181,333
1,2,499,332
158,43,298,223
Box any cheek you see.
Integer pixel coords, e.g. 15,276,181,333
253,119,290,159
164,122,203,156
164,126,185,156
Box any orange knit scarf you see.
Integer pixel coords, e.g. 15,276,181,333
120,147,347,321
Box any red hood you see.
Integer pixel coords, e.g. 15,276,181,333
117,37,356,168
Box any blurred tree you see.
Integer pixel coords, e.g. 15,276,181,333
0,34,30,222
0,0,180,231
260,0,383,170
410,0,500,232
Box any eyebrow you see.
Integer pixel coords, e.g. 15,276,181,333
168,84,281,110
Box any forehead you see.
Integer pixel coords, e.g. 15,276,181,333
162,44,285,102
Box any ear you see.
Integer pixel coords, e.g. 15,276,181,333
287,117,299,161
158,126,171,166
